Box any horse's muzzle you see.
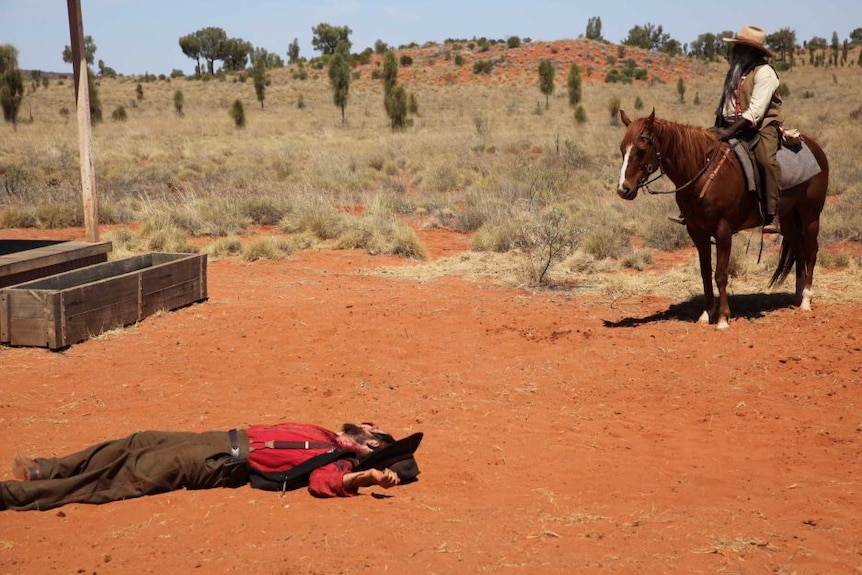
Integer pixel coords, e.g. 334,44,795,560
617,186,638,200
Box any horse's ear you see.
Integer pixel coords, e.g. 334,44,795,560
647,108,656,128
620,109,632,127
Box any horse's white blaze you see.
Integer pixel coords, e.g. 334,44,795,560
801,287,813,311
618,144,633,191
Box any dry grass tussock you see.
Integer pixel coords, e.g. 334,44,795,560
2,53,862,298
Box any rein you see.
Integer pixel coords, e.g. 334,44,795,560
637,132,727,196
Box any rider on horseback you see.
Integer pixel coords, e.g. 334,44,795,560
672,25,783,234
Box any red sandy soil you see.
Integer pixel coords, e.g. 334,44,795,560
1,226,861,574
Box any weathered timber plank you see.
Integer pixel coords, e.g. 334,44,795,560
0,241,112,288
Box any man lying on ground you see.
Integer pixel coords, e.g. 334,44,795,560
1,421,422,511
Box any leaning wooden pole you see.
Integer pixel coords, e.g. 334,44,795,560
67,0,99,242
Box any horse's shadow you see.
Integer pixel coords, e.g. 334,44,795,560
603,292,797,328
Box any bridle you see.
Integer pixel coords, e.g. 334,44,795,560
633,131,727,196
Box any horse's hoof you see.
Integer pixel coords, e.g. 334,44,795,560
697,311,710,325
716,320,730,330
800,289,813,311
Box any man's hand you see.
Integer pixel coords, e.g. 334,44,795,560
714,117,752,142
342,468,401,491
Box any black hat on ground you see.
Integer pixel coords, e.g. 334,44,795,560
354,432,423,484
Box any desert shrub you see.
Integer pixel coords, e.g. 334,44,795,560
138,222,196,253
580,223,628,260
239,196,289,226
472,60,495,75
640,217,691,251
621,248,653,270
335,211,426,259
173,90,185,116
229,99,245,128
519,206,580,285
472,218,523,252
0,205,37,227
817,250,851,270
35,201,83,228
242,237,292,261
608,95,621,125
2,165,29,195
205,236,244,258
574,104,587,124
279,195,346,240
111,105,127,121
821,184,862,241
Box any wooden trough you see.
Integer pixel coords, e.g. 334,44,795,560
0,239,112,289
0,252,207,349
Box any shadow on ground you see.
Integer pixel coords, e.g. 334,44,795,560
603,292,798,328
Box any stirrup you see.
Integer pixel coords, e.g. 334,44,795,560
668,214,686,225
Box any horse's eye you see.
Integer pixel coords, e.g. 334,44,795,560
635,148,646,159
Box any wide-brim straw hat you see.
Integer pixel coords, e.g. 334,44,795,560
724,25,774,58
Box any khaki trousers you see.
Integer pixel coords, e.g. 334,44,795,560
1,430,247,511
754,122,782,216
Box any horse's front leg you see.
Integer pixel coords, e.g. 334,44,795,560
688,228,714,325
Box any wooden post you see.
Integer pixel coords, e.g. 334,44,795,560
66,0,99,243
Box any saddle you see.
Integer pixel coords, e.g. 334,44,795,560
728,128,822,195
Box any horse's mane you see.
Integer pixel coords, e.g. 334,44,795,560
627,116,718,176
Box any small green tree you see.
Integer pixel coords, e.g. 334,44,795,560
608,95,621,126
173,89,185,117
111,105,127,121
382,51,398,95
287,38,301,64
566,63,582,108
574,105,586,124
585,16,604,41
62,35,97,66
538,59,555,109
312,23,352,55
328,42,351,123
252,56,268,109
1,44,25,129
86,68,102,123
676,77,686,103
385,84,408,130
230,99,245,128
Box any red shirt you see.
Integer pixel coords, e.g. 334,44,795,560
246,423,358,497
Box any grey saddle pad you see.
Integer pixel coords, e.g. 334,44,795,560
730,139,821,192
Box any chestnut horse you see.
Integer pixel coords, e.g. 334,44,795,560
616,110,829,329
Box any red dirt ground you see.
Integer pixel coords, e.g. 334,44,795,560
1,226,861,574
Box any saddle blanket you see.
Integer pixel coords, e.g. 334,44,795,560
730,139,821,192
776,142,822,190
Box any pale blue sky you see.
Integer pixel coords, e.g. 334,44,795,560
1,0,861,75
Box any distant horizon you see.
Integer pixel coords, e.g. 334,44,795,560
2,0,861,76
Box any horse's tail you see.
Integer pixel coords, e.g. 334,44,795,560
768,210,802,288
769,238,795,288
